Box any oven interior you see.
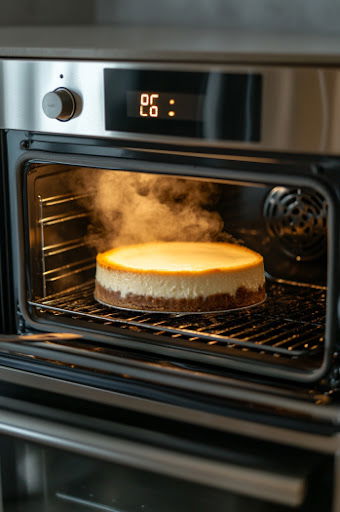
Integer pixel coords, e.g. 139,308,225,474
24,163,328,378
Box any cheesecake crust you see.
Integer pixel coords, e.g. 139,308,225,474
95,282,266,313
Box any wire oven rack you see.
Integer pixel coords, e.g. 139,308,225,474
28,280,326,359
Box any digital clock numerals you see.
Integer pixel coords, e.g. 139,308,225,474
139,93,159,117
139,93,176,119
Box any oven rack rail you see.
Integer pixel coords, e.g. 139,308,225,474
28,280,326,359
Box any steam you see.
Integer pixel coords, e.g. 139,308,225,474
72,169,232,251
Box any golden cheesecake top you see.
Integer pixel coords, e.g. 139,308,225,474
96,242,263,276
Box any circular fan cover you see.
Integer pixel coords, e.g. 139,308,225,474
263,187,327,261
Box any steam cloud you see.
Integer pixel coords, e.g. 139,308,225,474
72,169,232,251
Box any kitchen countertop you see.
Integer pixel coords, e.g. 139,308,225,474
0,25,340,63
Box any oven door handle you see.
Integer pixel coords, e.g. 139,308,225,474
0,407,307,507
0,333,82,342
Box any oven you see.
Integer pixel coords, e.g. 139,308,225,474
0,59,340,511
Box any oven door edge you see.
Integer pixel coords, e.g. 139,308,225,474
0,331,340,439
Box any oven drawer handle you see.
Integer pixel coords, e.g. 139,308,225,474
0,408,307,507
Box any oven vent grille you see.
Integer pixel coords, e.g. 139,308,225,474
263,187,327,261
29,281,325,360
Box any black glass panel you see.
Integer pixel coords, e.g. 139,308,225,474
104,69,262,142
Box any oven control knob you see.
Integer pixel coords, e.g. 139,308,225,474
42,88,76,121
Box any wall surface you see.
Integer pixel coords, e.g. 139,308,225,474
96,0,340,34
1,0,339,35
0,0,94,25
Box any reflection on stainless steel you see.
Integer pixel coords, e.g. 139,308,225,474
17,443,44,497
1,60,340,154
56,492,123,512
0,333,82,342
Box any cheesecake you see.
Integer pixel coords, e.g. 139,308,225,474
94,242,265,313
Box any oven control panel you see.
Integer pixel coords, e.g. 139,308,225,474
104,69,262,143
2,59,340,154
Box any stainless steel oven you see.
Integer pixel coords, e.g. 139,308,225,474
0,58,340,511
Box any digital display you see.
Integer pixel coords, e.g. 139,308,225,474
104,69,262,142
127,91,204,121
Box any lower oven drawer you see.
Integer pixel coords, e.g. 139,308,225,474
0,407,333,512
